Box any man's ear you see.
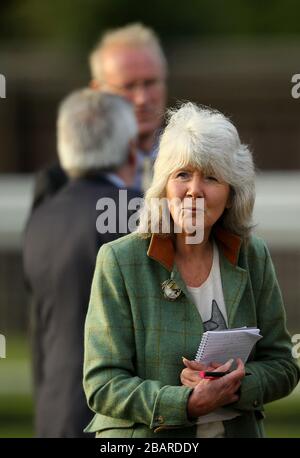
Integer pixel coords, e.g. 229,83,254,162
89,79,101,90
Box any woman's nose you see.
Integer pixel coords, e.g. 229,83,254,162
186,175,204,198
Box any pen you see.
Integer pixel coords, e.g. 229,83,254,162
199,371,251,380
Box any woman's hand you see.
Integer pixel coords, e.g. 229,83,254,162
180,357,225,388
186,358,245,418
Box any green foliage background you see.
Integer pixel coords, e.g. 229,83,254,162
1,0,300,49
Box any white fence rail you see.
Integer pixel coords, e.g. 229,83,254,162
0,172,299,251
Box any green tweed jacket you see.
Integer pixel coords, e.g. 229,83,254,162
83,228,300,438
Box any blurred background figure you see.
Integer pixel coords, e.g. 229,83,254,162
32,22,167,209
90,23,167,191
22,90,140,437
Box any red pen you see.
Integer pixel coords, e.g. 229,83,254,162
199,371,251,380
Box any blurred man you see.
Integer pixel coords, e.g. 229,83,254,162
32,23,167,208
89,22,167,190
23,90,141,437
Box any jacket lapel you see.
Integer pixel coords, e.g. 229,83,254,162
219,249,248,327
147,230,248,329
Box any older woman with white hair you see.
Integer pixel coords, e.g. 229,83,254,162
83,103,299,438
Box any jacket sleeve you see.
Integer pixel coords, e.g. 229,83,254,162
234,240,300,413
83,243,193,430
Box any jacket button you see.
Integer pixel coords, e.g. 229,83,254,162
155,415,164,424
253,400,259,407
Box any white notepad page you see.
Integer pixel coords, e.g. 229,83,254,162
195,327,262,364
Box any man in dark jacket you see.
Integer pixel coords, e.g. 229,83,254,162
23,90,141,437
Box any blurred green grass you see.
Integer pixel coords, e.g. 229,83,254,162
264,386,300,438
0,395,33,437
0,335,299,438
0,334,34,438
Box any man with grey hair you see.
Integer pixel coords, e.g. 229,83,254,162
90,22,167,190
31,23,167,208
23,89,141,437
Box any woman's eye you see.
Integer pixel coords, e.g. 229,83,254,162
176,171,190,179
205,175,218,182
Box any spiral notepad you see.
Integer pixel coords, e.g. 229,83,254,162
195,327,262,364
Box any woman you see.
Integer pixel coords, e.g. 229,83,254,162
83,103,299,438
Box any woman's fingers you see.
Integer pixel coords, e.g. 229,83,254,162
181,358,245,393
235,358,245,376
181,368,197,381
180,368,201,387
232,379,242,393
182,357,206,370
225,358,245,382
212,358,234,373
182,357,221,372
224,393,240,405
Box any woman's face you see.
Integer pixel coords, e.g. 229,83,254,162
166,166,231,237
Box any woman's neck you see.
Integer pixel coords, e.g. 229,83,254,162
174,231,214,288
174,230,212,260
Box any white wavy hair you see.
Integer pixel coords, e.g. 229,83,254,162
137,102,255,239
57,89,137,177
89,22,167,83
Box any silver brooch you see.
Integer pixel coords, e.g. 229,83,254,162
161,279,182,301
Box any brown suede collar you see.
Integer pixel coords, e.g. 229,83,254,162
147,226,242,271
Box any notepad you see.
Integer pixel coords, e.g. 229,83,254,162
195,327,262,364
